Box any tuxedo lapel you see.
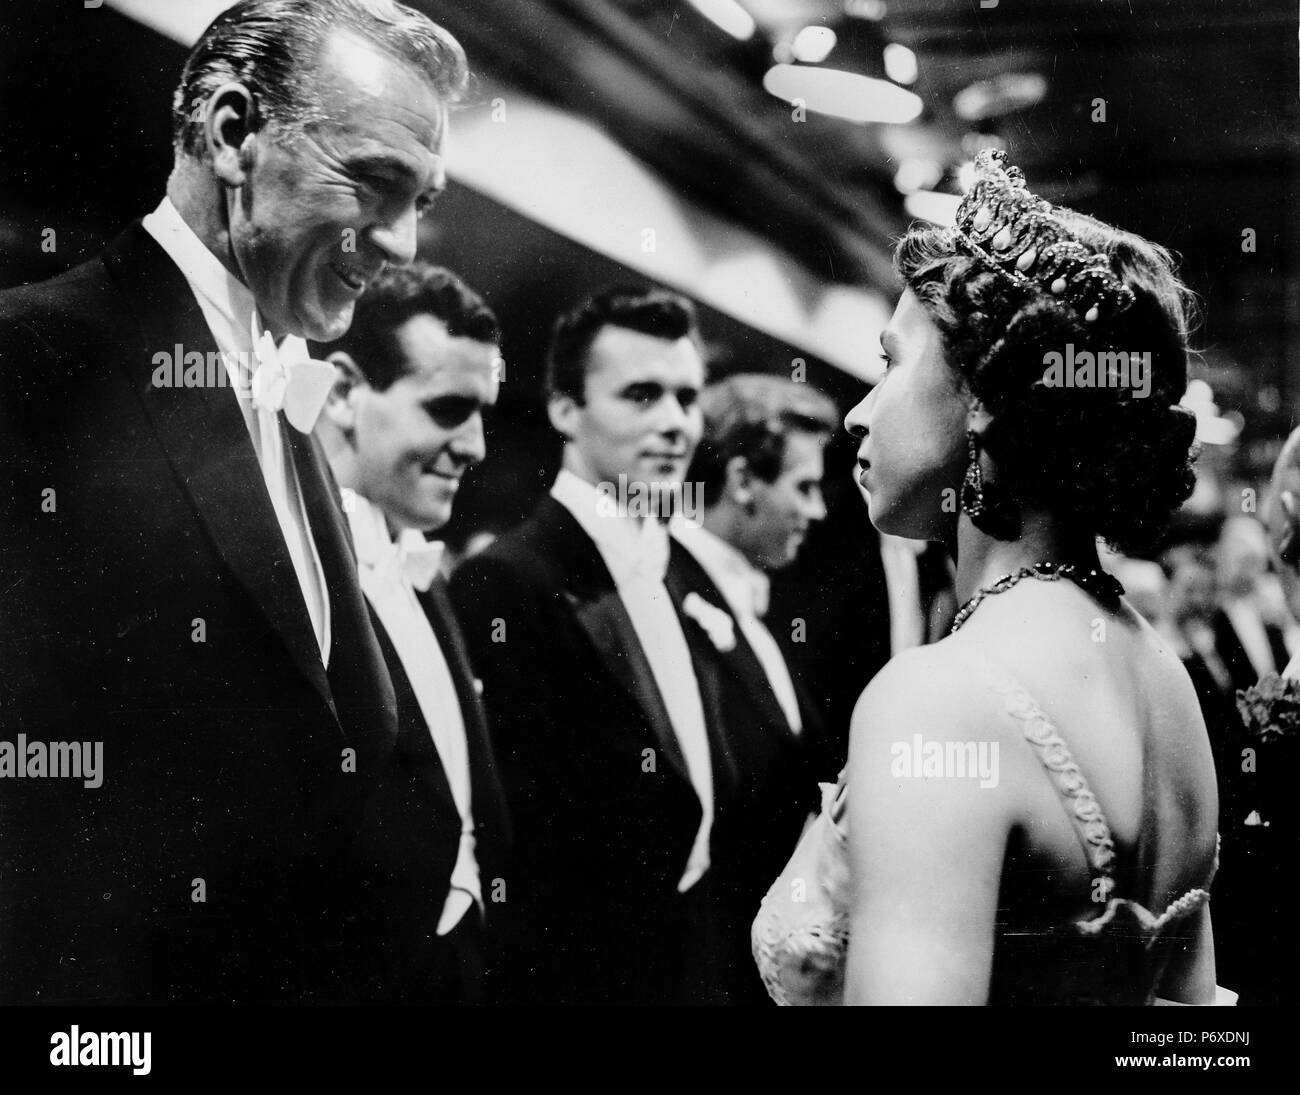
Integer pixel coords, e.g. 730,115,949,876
364,599,457,814
419,579,510,850
662,547,750,797
101,223,335,721
536,498,691,783
668,536,803,742
285,424,397,755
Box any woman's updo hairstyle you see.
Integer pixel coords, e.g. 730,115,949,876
895,166,1199,556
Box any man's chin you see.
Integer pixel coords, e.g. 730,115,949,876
299,302,356,344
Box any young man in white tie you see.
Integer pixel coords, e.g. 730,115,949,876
672,372,838,1002
316,262,509,1003
450,286,752,1004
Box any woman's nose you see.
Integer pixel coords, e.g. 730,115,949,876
844,390,873,439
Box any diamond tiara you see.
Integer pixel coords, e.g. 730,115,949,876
952,149,1135,324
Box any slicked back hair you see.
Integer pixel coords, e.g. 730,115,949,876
689,373,839,508
173,0,468,157
323,261,499,391
546,286,700,404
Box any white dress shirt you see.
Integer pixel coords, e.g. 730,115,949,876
1223,597,1281,680
672,521,802,735
551,470,714,893
343,489,481,935
143,197,331,665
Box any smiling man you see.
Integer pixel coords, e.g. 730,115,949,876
451,286,755,1003
315,263,509,1002
0,0,468,1003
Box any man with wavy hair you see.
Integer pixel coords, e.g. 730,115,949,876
0,0,468,1002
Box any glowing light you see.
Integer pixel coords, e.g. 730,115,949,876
903,190,961,227
957,160,978,193
687,0,756,40
893,159,942,194
791,26,837,64
764,64,924,125
883,43,918,85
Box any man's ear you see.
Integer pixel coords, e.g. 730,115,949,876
205,82,259,188
548,393,581,442
323,351,365,434
724,455,755,507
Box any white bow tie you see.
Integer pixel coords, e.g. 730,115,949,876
249,314,335,433
395,529,445,592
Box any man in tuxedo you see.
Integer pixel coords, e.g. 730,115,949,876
671,373,837,1001
450,287,747,1004
315,262,509,1003
0,0,467,1002
1214,515,1291,690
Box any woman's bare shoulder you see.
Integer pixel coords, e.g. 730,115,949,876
848,639,1034,755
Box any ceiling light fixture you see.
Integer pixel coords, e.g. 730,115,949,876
903,190,961,226
764,64,924,124
882,43,917,85
791,26,837,64
687,0,757,41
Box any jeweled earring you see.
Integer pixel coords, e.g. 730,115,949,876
960,429,985,518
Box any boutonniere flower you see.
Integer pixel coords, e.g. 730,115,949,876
1236,672,1300,744
682,592,736,652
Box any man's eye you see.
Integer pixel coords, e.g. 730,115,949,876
424,398,476,428
677,390,698,409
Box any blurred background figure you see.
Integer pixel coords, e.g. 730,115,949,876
671,373,839,1003
1106,554,1173,633
1215,515,1291,688
677,373,838,751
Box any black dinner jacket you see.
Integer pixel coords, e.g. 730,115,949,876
1212,607,1290,693
342,574,510,1002
0,222,399,1003
448,495,740,1004
664,544,824,1004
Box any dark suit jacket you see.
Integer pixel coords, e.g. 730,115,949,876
345,576,510,1002
665,545,824,1004
1212,607,1289,693
449,496,744,1004
0,222,403,1003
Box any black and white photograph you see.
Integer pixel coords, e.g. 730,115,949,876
0,0,1294,1074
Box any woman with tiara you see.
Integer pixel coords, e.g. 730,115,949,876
752,150,1226,1006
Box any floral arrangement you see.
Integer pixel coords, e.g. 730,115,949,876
1236,673,1300,744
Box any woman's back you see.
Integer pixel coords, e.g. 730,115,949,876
750,579,1220,1006
916,580,1219,1003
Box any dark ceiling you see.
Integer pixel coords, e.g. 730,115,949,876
1,0,1295,474
416,0,1298,457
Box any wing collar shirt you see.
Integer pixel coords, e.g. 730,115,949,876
142,197,331,665
672,520,802,735
342,488,481,934
551,469,714,893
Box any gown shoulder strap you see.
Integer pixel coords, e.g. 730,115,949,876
969,654,1119,901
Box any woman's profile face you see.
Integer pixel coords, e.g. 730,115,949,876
845,289,968,540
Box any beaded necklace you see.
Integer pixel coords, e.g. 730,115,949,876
949,561,1124,635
